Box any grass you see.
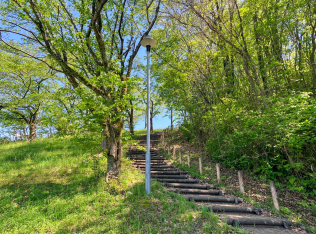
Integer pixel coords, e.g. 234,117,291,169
0,131,242,233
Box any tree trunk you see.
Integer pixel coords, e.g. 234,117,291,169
150,100,154,132
310,27,316,97
254,15,268,93
29,123,37,141
171,108,173,130
101,119,123,182
223,55,235,94
129,107,134,135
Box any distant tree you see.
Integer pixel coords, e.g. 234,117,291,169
0,48,55,141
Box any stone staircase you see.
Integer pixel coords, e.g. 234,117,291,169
127,133,298,234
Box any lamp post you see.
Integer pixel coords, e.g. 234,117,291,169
141,35,156,195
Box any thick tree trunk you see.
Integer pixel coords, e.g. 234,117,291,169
101,119,123,182
29,123,37,141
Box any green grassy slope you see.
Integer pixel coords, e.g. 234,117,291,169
0,132,244,233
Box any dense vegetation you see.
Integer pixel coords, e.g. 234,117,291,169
150,0,316,196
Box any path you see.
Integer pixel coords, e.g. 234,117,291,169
127,133,301,234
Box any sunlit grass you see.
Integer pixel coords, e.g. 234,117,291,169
0,132,242,233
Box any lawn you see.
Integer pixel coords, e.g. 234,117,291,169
0,132,243,233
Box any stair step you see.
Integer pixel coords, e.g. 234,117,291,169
184,195,242,203
132,163,170,166
139,168,179,171
156,179,201,183
219,213,292,228
168,188,221,195
138,165,174,168
202,204,263,214
151,171,188,175
133,160,168,163
164,183,211,189
152,175,189,179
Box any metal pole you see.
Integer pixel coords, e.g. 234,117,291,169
145,45,151,195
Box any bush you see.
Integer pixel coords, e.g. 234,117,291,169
202,92,316,196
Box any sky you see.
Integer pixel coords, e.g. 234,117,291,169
133,45,170,131
0,19,170,136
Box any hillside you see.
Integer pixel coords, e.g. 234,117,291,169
0,133,244,233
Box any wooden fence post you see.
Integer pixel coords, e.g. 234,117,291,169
173,146,176,160
216,163,221,184
168,144,170,154
199,157,202,175
238,171,245,195
187,151,190,168
269,181,280,211
179,149,182,164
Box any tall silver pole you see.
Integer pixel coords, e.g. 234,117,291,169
145,45,151,195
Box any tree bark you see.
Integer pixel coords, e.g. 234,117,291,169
150,100,154,132
171,108,173,130
128,102,134,135
29,123,37,141
101,118,123,182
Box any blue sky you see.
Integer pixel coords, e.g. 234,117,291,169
134,45,170,130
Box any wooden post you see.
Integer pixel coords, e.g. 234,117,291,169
269,181,280,211
187,151,190,168
168,144,170,154
199,157,202,175
216,163,221,184
173,146,175,160
238,171,245,195
179,150,182,164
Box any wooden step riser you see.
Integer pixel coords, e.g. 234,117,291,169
151,171,188,175
156,179,201,183
163,183,211,189
207,206,262,214
224,218,291,228
169,189,221,195
186,196,242,203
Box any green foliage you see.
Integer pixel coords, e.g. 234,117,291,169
205,92,316,196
